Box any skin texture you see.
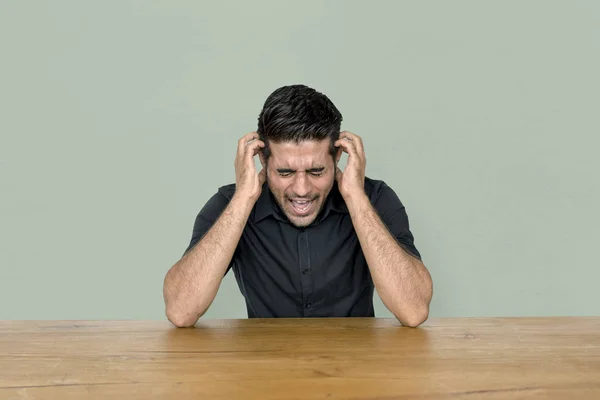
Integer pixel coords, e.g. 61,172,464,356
163,132,265,327
333,131,433,327
259,139,336,227
163,131,433,328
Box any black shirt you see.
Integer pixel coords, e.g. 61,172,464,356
184,177,421,318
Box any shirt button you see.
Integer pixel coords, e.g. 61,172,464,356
302,268,309,275
305,303,312,309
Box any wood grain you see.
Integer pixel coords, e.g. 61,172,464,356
1,317,599,399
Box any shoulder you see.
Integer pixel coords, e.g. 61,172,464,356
364,177,398,202
196,183,236,218
363,176,407,214
216,183,237,201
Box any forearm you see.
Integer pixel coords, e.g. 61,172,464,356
346,193,433,327
163,194,253,327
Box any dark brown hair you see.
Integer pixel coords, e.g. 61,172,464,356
257,84,343,160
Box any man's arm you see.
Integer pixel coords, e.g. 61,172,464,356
334,131,433,327
163,194,254,327
345,193,432,327
163,132,266,327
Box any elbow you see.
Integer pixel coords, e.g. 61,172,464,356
394,305,430,328
407,309,429,328
163,277,206,328
165,304,203,328
399,273,433,328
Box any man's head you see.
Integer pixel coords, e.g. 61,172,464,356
257,84,343,227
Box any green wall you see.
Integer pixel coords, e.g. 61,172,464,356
1,1,598,320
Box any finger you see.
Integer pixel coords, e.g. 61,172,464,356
340,130,360,141
335,166,343,182
237,132,260,156
250,140,265,156
245,140,265,163
340,131,364,161
239,131,259,143
338,131,356,143
334,137,359,159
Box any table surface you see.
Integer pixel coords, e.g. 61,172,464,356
1,317,599,399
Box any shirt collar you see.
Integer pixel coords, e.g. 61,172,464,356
253,182,348,224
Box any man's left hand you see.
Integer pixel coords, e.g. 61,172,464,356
335,131,367,200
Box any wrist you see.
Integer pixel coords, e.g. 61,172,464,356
343,191,370,213
230,193,257,215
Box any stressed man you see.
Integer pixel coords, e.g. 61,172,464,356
163,84,433,327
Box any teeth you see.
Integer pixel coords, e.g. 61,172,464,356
292,200,311,211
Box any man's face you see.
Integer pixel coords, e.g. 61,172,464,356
262,139,336,227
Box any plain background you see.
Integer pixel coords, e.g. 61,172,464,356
1,1,598,320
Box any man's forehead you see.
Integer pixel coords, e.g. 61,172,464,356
268,139,330,154
268,140,331,166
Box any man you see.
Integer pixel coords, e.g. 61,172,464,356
163,84,433,328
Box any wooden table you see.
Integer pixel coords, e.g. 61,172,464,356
1,318,599,399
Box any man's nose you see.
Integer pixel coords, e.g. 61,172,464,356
291,173,311,197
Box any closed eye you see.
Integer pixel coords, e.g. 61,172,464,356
276,167,325,177
307,167,325,177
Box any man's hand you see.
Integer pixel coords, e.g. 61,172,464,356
234,132,266,202
334,131,367,200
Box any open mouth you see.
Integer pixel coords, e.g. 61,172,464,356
289,199,314,215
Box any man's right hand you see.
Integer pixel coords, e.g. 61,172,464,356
234,132,266,202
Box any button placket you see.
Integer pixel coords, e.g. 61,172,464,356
298,229,312,315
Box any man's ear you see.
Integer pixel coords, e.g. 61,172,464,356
259,150,267,169
335,147,343,165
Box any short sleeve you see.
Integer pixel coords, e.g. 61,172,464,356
183,188,237,276
372,182,422,261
